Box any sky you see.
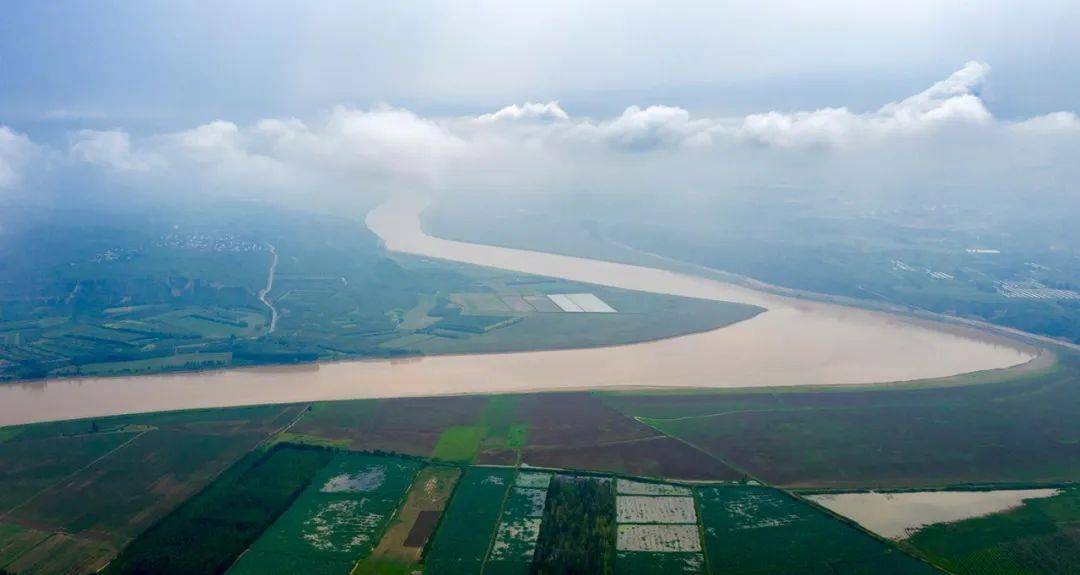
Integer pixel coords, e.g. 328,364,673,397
1,1,1079,210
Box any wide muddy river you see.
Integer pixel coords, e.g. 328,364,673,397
0,198,1035,426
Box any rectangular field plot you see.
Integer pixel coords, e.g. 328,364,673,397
617,525,702,552
424,468,514,574
227,453,421,575
432,425,486,462
353,465,459,574
531,476,617,574
488,517,543,570
615,551,706,575
697,486,937,574
617,496,698,524
485,475,552,574
522,295,561,312
546,293,585,312
515,471,553,489
498,295,536,312
545,292,617,313
617,479,693,497
450,293,512,314
104,445,336,575
566,292,617,313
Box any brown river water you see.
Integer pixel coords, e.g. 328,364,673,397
0,197,1035,426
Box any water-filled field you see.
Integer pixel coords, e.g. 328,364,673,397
227,453,420,575
697,485,937,574
809,488,1061,539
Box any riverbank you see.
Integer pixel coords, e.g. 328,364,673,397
0,197,1038,426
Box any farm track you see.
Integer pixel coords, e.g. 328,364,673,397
257,243,279,335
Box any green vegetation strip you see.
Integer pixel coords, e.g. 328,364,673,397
613,552,706,575
531,475,616,575
432,425,487,462
103,444,335,575
423,467,515,574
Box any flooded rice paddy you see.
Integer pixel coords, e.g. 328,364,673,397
0,197,1035,426
809,489,1060,539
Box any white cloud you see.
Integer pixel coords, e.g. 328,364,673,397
41,61,1079,204
1010,111,1080,133
0,126,37,190
738,61,994,148
477,101,570,122
585,105,715,150
70,129,164,171
59,107,467,197
469,62,1008,152
318,106,465,172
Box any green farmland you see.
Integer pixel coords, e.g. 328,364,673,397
228,454,421,575
697,485,937,574
424,467,515,574
103,444,336,575
0,201,761,382
905,486,1080,575
4,383,1080,574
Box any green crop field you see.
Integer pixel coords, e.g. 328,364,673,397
104,444,336,575
423,467,515,574
1,531,115,575
228,453,421,575
614,552,707,575
3,389,1078,574
0,405,301,573
0,524,53,572
697,485,937,574
432,426,487,462
0,429,138,511
905,486,1080,575
288,397,488,456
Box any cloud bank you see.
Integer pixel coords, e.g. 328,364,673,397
0,126,37,191
3,62,1078,206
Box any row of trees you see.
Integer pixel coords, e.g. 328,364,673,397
530,476,617,575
